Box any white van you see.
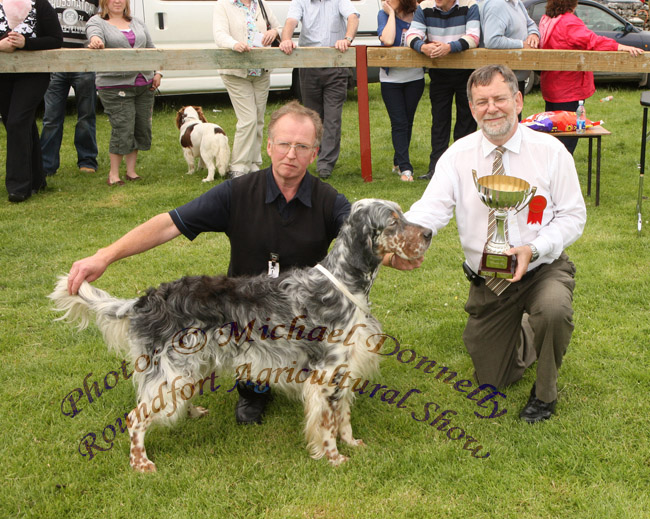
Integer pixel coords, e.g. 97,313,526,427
130,0,382,95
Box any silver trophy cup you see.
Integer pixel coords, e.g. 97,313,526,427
473,170,537,277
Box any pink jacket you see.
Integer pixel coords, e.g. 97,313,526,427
539,12,618,102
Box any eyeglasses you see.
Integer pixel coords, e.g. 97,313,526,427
472,95,516,110
272,141,317,157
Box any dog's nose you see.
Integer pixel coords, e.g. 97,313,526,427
422,228,433,241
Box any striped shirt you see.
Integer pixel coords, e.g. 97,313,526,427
406,0,480,54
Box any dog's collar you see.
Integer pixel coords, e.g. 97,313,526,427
314,264,371,315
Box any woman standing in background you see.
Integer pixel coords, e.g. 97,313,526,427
378,0,423,182
87,0,161,185
0,0,62,203
213,0,281,178
539,0,641,154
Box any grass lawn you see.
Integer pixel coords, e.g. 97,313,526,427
0,81,649,519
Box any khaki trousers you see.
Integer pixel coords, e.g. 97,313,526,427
462,252,577,403
221,72,270,174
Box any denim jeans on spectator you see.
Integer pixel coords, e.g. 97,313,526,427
41,72,98,175
380,78,424,173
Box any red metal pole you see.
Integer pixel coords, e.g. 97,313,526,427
356,45,372,182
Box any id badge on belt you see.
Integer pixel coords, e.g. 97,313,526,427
268,253,280,278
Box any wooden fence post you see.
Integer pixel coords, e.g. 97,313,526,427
356,45,373,182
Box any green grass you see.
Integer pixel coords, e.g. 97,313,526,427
1,82,649,519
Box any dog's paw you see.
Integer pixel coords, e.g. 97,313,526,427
202,177,214,183
344,438,366,448
327,453,349,466
188,405,209,418
132,460,157,473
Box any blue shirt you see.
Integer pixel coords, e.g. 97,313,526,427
286,0,359,47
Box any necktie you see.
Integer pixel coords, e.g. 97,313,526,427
484,146,510,296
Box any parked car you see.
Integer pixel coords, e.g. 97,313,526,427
522,0,650,93
130,0,382,96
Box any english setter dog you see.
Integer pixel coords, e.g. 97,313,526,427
175,105,230,182
49,199,431,472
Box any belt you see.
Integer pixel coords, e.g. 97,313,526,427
463,261,542,286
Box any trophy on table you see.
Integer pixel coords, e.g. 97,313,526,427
473,170,537,279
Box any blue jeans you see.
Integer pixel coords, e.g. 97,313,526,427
380,78,425,172
40,72,98,175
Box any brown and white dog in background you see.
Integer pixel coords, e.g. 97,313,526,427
175,106,230,182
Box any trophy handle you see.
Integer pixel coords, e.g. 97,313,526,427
472,169,479,190
513,186,537,215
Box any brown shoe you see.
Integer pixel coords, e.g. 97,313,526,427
80,167,96,173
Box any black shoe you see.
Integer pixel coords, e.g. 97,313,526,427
235,381,271,425
418,170,434,180
519,383,556,423
318,170,331,180
8,192,31,203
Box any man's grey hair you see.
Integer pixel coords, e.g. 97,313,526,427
466,65,519,103
268,101,323,147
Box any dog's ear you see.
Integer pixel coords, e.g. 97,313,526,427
194,106,208,123
175,108,185,129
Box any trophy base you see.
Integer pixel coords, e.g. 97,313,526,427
479,250,516,279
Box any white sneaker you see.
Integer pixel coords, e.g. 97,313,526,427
400,170,414,182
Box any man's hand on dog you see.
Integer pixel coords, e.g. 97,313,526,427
68,254,110,295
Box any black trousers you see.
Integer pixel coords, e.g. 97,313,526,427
428,68,476,173
545,99,581,155
0,72,51,197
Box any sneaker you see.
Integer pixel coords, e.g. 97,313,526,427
228,170,246,179
318,170,332,180
400,170,414,182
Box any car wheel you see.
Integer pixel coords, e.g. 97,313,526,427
523,70,537,95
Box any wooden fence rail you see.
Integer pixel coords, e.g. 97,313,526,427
1,47,647,73
2,46,645,181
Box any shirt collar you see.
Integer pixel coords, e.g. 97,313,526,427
481,124,522,158
265,168,313,207
435,0,459,12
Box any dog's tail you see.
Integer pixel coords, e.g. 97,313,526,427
49,275,138,355
215,132,230,177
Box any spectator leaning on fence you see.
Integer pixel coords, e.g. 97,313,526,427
377,0,424,183
40,0,99,178
279,0,359,180
0,0,63,203
539,0,643,155
406,0,480,181
213,0,282,178
86,0,162,186
478,0,539,114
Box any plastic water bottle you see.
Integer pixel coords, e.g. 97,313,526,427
576,100,586,134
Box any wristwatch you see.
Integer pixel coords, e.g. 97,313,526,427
527,243,539,263
345,36,354,44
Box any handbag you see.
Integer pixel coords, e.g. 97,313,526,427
259,0,280,47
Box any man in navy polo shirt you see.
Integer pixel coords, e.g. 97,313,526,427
66,101,351,424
